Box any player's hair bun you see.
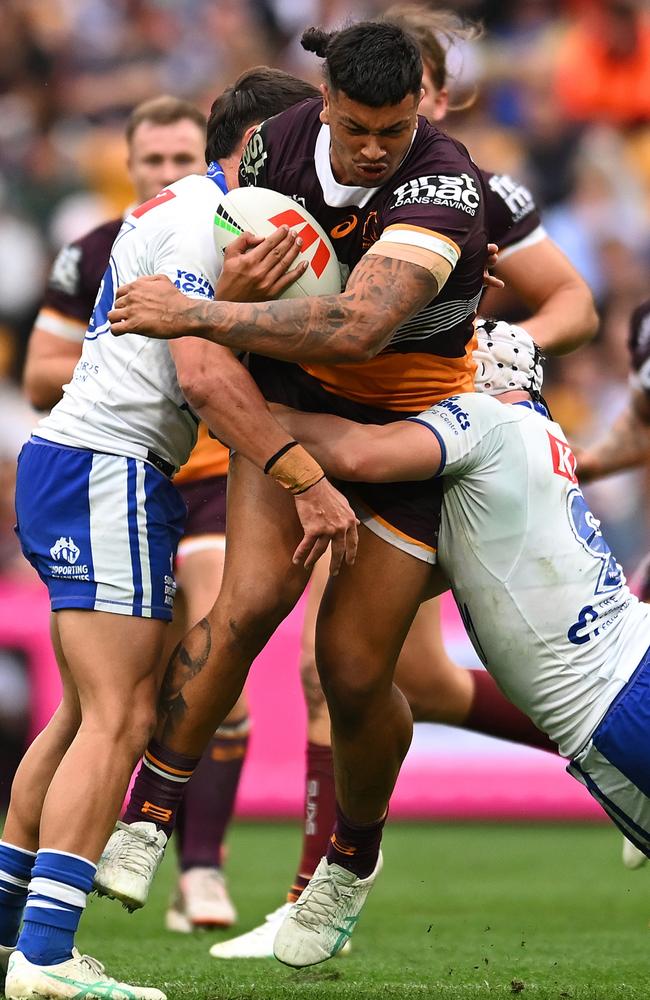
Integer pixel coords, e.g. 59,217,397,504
301,26,333,57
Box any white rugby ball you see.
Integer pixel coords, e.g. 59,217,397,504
213,187,341,299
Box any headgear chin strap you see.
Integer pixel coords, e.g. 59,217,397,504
473,319,544,398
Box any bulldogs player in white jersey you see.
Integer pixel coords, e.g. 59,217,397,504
2,69,357,1000
266,320,650,965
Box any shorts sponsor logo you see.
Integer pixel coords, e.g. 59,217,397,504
391,174,480,214
50,536,80,564
488,173,535,223
48,536,90,581
240,128,267,180
174,270,215,298
436,396,470,430
164,574,176,607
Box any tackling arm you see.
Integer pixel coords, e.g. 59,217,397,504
109,253,444,364
273,406,442,482
493,237,598,355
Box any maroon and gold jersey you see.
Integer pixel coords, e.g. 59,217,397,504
629,299,650,398
239,99,488,411
36,218,123,342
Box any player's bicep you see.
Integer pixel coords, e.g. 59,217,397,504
343,254,440,350
366,228,455,295
351,422,442,482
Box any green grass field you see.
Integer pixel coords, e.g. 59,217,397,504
78,822,649,1000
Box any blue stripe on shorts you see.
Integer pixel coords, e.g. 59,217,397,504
15,437,186,620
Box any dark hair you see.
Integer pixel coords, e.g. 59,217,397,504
205,66,319,163
126,95,206,145
301,21,422,107
384,6,482,112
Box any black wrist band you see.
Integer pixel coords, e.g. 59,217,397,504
264,440,299,475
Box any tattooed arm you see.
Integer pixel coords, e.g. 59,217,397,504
108,254,446,363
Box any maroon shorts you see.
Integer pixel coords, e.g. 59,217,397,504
249,355,441,563
176,474,227,539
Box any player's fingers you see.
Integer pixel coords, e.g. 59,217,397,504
345,520,359,566
302,535,331,573
224,231,264,257
327,531,347,576
269,261,309,296
246,225,295,263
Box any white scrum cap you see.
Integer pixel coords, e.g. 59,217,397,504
473,319,544,396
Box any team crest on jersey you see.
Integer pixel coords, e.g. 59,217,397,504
488,174,535,223
391,174,480,215
49,244,82,296
566,488,623,594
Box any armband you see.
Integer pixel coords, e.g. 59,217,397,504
264,441,325,495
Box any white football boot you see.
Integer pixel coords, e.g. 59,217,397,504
273,853,382,967
622,836,648,870
209,903,293,958
5,949,166,1000
1,944,16,993
166,868,236,932
94,821,167,910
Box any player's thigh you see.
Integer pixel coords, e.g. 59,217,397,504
393,595,472,719
56,608,166,740
316,526,444,699
176,542,226,628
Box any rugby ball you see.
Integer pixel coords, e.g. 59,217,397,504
213,187,341,299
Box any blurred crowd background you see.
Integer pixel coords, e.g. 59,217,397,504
0,0,649,789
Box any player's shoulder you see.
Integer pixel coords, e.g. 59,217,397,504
47,216,122,298
407,120,481,179
76,216,123,253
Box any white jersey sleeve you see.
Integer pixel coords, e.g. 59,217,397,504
409,392,513,478
37,175,225,471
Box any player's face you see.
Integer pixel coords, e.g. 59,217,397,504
320,84,422,188
419,63,449,124
128,119,205,202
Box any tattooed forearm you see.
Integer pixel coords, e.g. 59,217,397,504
157,618,212,729
185,256,439,364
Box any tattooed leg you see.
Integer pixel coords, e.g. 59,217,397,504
150,451,311,758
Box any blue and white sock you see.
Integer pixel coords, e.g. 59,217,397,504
0,841,36,947
17,850,96,966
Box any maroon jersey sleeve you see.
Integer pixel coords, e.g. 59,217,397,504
629,299,650,395
481,170,543,254
39,218,122,339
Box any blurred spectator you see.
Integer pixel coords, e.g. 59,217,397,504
554,0,650,126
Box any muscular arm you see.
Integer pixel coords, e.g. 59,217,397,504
577,390,650,483
170,339,295,469
273,407,441,482
110,254,443,364
493,237,598,355
23,327,83,410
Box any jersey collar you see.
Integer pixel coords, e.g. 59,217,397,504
314,124,418,210
206,161,229,195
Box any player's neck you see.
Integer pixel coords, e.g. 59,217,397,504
494,390,531,406
219,154,241,192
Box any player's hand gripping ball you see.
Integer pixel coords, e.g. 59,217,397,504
214,187,341,299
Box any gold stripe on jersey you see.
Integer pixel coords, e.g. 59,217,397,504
378,224,461,267
356,500,437,555
35,307,86,343
174,423,229,484
302,348,474,412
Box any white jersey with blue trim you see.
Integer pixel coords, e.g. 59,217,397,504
37,173,225,472
411,392,650,758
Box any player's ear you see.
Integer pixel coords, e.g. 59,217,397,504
319,83,330,125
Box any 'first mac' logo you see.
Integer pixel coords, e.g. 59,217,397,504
50,536,80,564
